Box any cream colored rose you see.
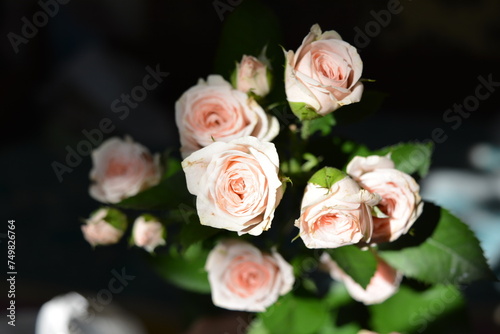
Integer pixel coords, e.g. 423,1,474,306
181,136,284,236
132,215,166,253
234,55,270,97
175,75,279,158
285,24,364,119
347,155,423,243
295,171,380,249
81,208,127,246
205,239,294,312
89,137,161,204
321,252,402,305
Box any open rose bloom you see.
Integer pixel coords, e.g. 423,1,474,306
89,137,161,204
295,170,381,249
132,215,166,253
205,239,294,312
285,24,364,119
233,55,271,97
347,155,423,243
175,75,279,158
81,208,127,247
182,136,284,236
321,253,402,305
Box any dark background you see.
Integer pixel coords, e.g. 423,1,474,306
1,0,500,333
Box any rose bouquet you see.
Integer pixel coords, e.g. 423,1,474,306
80,22,495,334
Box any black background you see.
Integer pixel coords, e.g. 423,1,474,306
1,0,500,333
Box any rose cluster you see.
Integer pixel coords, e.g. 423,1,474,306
81,24,423,313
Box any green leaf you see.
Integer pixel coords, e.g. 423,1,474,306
308,167,346,189
150,243,211,294
289,101,320,121
301,114,336,139
326,246,377,289
332,90,388,125
380,206,496,285
371,142,434,177
260,294,329,334
103,207,127,231
178,219,220,250
370,285,464,334
247,318,271,334
116,163,193,211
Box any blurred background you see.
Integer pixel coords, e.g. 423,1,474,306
1,0,499,333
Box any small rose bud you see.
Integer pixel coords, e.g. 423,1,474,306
132,214,166,253
81,207,127,247
232,55,271,97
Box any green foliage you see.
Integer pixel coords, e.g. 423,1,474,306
370,285,464,334
326,246,377,289
308,167,346,189
116,159,193,211
151,243,211,294
289,101,321,121
301,114,336,139
259,294,329,334
103,207,127,231
380,207,495,285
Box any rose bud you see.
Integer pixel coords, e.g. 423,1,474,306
321,252,402,305
346,155,423,243
89,136,161,204
175,75,279,158
132,214,166,253
284,24,364,120
181,136,284,236
232,55,271,97
295,167,380,249
205,239,294,312
81,207,127,247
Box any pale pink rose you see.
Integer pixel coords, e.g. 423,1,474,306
295,176,380,249
175,75,279,158
81,208,126,246
347,155,423,243
132,215,166,253
285,24,364,119
181,136,284,236
321,253,402,305
234,55,270,97
89,137,161,204
205,239,294,312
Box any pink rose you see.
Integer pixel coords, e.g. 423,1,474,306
321,252,402,305
132,215,166,253
233,55,270,97
175,75,279,158
346,155,423,243
181,136,284,236
205,239,294,312
285,24,364,119
81,208,127,246
89,137,161,204
295,169,380,249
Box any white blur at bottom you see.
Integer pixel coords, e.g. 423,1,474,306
35,292,147,334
